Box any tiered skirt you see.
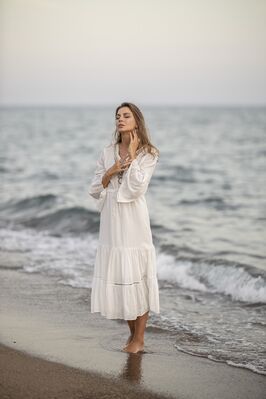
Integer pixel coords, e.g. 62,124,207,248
91,243,160,320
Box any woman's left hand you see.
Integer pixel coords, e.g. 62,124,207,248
128,129,140,159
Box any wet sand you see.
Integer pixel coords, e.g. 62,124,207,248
0,254,265,398
0,343,170,399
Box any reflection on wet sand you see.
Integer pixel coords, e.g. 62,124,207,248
119,352,144,384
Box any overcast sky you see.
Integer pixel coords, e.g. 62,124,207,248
0,0,265,106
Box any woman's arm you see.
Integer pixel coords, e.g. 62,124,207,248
101,169,113,189
117,151,159,203
101,154,133,189
88,147,131,198
88,149,107,199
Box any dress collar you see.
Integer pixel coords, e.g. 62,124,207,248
114,142,144,161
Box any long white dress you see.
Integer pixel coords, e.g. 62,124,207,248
88,141,160,320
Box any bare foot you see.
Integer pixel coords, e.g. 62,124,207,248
126,333,134,345
122,339,144,353
122,334,134,350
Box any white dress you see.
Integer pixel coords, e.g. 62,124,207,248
88,142,160,320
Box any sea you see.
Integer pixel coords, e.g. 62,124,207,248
0,105,265,375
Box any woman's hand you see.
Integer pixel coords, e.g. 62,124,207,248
102,158,132,188
106,156,132,177
111,157,132,175
128,129,140,160
101,133,139,188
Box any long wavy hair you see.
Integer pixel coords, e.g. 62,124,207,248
112,102,160,158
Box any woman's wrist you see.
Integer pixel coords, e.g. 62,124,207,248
102,170,111,188
106,169,113,178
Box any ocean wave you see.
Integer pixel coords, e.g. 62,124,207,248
0,194,58,216
0,194,172,236
0,195,100,234
157,253,266,304
178,196,240,210
1,195,265,304
0,227,98,286
154,174,196,183
174,344,266,375
225,360,266,376
22,207,100,234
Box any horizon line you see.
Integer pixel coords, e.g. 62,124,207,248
0,102,265,108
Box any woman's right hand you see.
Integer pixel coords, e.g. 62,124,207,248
102,157,132,188
108,156,132,176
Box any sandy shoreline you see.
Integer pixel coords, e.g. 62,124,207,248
0,343,170,399
0,255,265,398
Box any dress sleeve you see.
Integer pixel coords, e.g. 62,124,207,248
117,151,159,203
88,149,107,212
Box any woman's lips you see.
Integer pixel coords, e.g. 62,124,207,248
118,124,125,127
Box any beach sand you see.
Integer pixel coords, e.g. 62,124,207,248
0,343,169,399
0,252,265,398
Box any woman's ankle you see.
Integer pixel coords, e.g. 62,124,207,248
131,336,144,344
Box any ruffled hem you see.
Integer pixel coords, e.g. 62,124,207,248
90,244,160,320
91,276,160,320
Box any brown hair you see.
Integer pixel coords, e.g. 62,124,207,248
113,102,160,158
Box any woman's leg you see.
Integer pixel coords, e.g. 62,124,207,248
134,311,149,343
125,320,136,345
123,311,149,353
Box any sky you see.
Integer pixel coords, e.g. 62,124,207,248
0,0,265,106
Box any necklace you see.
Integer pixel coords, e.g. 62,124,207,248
114,143,143,184
114,143,130,184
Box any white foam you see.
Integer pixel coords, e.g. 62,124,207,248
226,360,266,376
1,228,265,304
157,252,266,303
157,253,207,291
0,228,98,288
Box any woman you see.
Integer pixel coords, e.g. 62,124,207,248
88,102,160,354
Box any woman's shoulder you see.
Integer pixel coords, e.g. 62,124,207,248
138,146,159,160
100,142,114,153
105,142,114,149
97,142,115,160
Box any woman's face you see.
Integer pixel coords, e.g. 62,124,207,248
116,106,137,134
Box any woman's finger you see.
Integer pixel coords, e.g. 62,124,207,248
122,161,131,168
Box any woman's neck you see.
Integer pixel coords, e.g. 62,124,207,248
120,133,130,148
